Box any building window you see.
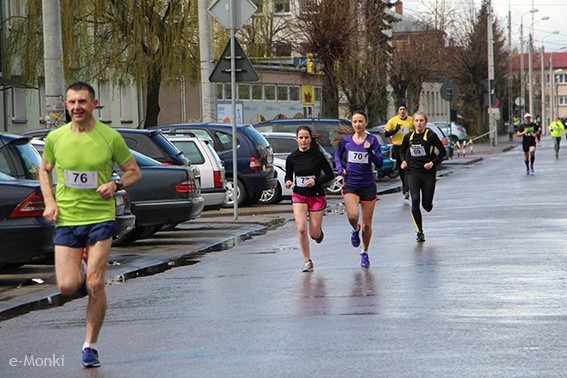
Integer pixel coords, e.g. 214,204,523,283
224,84,232,100
559,96,567,106
216,84,223,100
238,84,251,100
277,85,288,101
252,84,263,100
289,86,300,101
120,85,132,123
265,85,276,100
274,0,290,13
314,87,322,102
98,82,111,123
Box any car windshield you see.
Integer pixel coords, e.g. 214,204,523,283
170,140,205,164
266,136,297,154
14,142,42,180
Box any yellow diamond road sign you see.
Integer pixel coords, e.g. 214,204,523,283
208,0,257,30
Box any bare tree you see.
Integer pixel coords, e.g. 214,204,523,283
452,0,507,135
292,0,358,118
3,0,200,128
338,0,396,123
390,25,449,113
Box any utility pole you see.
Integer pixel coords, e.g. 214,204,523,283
507,8,512,134
42,0,66,127
199,0,217,123
487,1,496,145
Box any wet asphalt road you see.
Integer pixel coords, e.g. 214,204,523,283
1,137,566,376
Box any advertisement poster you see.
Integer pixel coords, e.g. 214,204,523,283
217,103,243,124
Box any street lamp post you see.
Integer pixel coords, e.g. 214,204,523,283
540,32,559,130
520,9,538,116
529,15,550,116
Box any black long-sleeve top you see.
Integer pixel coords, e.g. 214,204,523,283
400,128,447,174
285,147,334,196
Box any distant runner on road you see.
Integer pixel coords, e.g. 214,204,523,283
517,113,540,174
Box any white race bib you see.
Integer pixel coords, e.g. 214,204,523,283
347,151,369,164
295,175,315,187
409,145,426,157
64,170,98,189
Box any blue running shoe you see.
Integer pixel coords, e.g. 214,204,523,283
526,168,529,175
82,348,100,368
351,225,361,248
530,167,535,174
360,253,370,268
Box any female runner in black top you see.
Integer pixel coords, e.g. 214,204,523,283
400,111,446,242
285,126,335,272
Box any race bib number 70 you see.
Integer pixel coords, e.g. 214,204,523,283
64,170,98,189
347,151,369,164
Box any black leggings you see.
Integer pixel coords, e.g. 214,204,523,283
408,171,437,233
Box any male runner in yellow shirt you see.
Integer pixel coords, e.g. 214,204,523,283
385,103,414,200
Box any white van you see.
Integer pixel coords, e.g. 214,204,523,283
167,136,227,210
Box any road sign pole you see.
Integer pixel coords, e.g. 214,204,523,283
230,0,238,220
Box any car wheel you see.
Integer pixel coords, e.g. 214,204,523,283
450,135,459,144
245,191,263,205
258,183,283,204
224,179,247,207
325,175,344,195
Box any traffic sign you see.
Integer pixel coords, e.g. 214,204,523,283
440,81,460,102
208,0,257,30
209,38,259,83
514,97,525,107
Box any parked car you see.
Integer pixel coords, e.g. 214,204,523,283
426,123,451,159
432,121,468,143
112,149,204,245
166,136,227,210
115,128,190,165
152,123,276,207
0,133,53,268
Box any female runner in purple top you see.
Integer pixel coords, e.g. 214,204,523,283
334,110,383,268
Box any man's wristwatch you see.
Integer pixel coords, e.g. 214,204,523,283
114,179,124,191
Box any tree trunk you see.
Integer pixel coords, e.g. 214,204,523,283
144,69,162,128
321,70,339,118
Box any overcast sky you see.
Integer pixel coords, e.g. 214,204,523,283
401,0,567,52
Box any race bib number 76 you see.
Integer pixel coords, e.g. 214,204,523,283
64,170,98,189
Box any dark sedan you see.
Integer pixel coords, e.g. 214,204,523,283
112,150,205,245
0,133,53,268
